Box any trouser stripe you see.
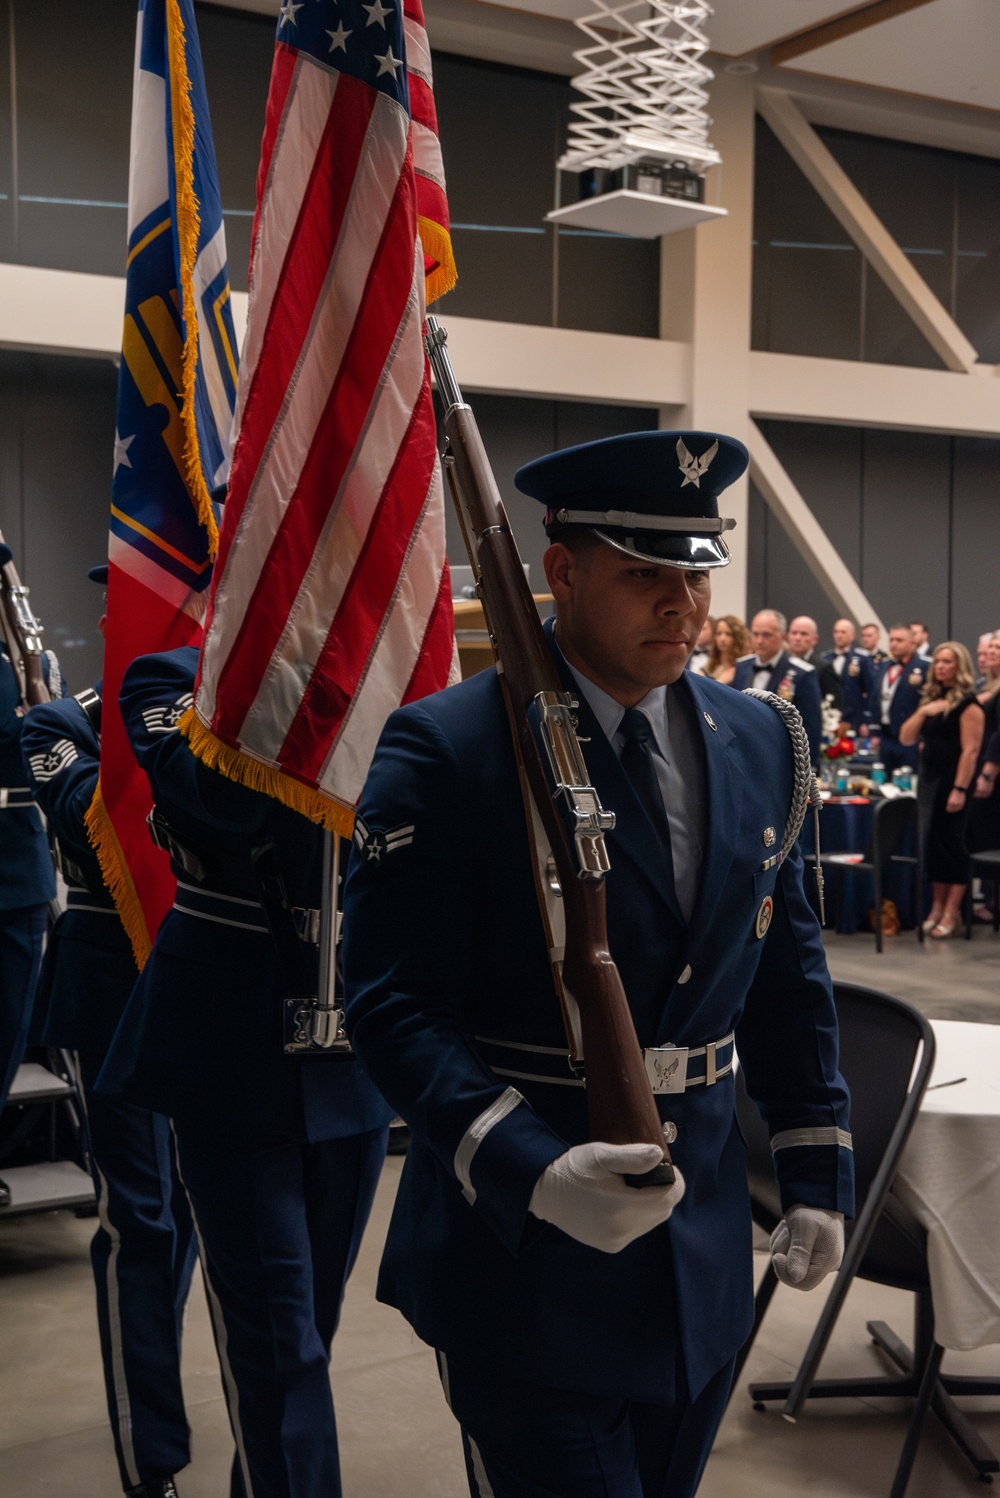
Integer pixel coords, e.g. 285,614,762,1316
467,1436,497,1498
171,1128,256,1498
76,1059,140,1490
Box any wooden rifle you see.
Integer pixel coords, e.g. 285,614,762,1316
425,316,673,1187
0,530,50,708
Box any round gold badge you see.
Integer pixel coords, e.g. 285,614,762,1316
755,896,774,940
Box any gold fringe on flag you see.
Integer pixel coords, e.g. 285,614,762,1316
419,216,458,306
165,0,219,559
85,779,154,969
179,707,357,837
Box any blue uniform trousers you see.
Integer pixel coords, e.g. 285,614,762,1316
0,902,47,1115
438,1347,734,1498
173,1125,388,1498
76,1053,197,1492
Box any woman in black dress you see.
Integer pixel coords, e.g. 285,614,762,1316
900,641,985,939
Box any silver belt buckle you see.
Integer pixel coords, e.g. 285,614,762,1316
645,1044,689,1095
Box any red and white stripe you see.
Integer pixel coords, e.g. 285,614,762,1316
194,37,455,815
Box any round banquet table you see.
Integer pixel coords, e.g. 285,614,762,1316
799,794,919,934
892,1019,1000,1351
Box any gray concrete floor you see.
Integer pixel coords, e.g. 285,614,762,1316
1,926,998,1496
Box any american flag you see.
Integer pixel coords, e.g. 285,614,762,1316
184,0,457,831
87,0,238,964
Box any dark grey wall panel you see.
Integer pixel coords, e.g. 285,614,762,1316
556,232,660,338
447,396,658,587
955,154,1000,365
860,429,951,643
951,438,1000,645
0,353,118,690
760,420,863,578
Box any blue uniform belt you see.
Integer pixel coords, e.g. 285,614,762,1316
475,1031,735,1095
65,887,118,914
0,786,35,809
172,880,321,942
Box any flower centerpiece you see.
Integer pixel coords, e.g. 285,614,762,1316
820,694,855,786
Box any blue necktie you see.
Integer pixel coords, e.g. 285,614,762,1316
619,708,672,850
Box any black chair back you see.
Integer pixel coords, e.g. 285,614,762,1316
868,795,917,871
736,981,934,1245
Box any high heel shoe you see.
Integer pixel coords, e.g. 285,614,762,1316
921,912,943,934
929,916,960,939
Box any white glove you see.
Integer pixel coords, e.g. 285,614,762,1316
529,1141,685,1254
770,1205,845,1290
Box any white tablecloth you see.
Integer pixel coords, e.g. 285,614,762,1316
892,1018,1000,1351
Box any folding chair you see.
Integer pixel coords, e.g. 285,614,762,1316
820,795,920,951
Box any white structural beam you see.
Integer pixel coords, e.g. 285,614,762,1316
748,418,884,631
438,315,688,405
750,350,1000,438
0,261,251,362
756,87,980,375
0,263,686,408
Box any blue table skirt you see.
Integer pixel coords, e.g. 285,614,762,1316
800,800,918,935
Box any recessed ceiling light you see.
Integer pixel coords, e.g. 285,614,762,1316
724,60,758,75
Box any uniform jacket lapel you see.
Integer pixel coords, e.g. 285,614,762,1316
543,622,685,927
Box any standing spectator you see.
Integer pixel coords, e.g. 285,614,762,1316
970,723,1000,904
688,615,715,676
733,610,822,764
874,625,930,773
823,619,875,733
974,632,996,690
910,622,932,660
900,642,985,939
702,613,749,686
860,623,888,667
787,616,843,719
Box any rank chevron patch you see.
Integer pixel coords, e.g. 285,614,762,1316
141,694,194,735
28,739,79,782
353,817,415,864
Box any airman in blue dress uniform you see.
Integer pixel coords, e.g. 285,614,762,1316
733,609,823,765
98,646,393,1498
0,541,64,1206
22,567,195,1498
342,430,853,1498
822,619,875,733
874,623,931,773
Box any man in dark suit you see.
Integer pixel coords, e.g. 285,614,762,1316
860,623,888,668
822,619,875,733
343,430,852,1498
787,615,843,719
875,624,931,773
733,610,823,766
23,568,195,1498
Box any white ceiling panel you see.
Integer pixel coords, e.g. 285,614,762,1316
777,0,1000,113
705,1,875,58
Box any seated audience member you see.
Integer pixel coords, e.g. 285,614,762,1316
860,623,888,666
900,642,984,939
822,619,875,733
688,614,715,675
702,613,749,685
787,616,842,717
910,621,932,659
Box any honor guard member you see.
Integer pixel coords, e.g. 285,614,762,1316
98,646,393,1498
822,619,875,734
0,544,64,1205
342,431,853,1498
860,622,889,668
875,624,931,774
733,610,823,766
21,567,196,1498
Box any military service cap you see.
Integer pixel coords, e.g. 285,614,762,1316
514,429,748,569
